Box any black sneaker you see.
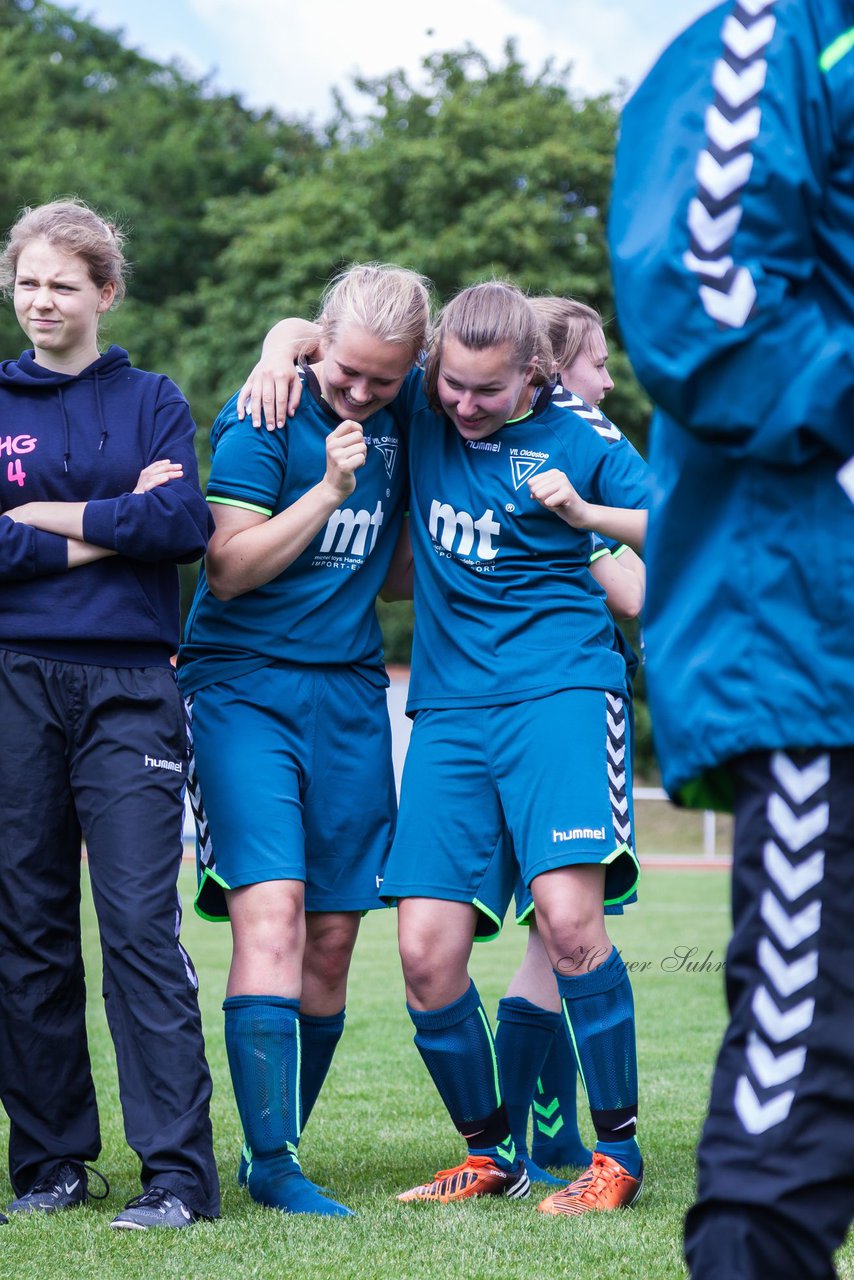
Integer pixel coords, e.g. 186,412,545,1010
0,1212,7,1225
109,1187,199,1230
6,1161,108,1215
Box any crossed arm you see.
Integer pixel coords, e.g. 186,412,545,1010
2,460,183,572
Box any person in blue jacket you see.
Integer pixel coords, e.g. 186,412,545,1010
609,3,854,1276
0,199,219,1230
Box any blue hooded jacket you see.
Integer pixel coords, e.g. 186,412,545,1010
609,0,854,806
0,344,212,665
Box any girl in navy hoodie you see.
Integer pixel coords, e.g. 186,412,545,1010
0,199,219,1229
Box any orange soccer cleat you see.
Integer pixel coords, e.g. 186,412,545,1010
397,1155,530,1203
537,1151,643,1216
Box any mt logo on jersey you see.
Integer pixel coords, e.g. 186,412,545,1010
429,500,500,561
319,501,384,558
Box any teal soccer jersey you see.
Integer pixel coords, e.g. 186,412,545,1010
178,366,413,695
394,378,651,711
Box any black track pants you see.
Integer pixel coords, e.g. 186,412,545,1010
0,651,219,1217
686,748,854,1280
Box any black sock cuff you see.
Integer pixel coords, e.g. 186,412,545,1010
591,1104,638,1143
456,1102,511,1148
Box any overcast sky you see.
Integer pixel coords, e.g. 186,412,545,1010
63,0,718,121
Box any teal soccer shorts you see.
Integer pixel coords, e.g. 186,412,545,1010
382,688,639,938
188,663,396,920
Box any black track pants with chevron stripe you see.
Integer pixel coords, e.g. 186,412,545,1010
686,748,854,1280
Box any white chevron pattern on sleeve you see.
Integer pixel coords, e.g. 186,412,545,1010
722,12,777,60
684,0,779,329
699,271,757,328
738,0,777,14
688,197,744,253
838,456,854,505
711,57,767,108
695,149,755,202
704,103,762,152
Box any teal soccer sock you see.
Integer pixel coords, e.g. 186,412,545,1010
495,997,557,1157
495,997,579,1183
237,1004,346,1186
554,948,642,1178
408,981,517,1170
223,995,353,1215
300,1007,346,1129
530,1017,592,1169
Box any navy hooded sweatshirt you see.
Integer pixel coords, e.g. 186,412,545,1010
0,344,212,666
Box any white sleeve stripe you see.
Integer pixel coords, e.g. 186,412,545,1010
686,1,778,330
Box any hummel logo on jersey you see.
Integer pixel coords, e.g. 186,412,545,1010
365,435,399,479
429,500,500,561
553,826,606,842
509,447,549,491
320,500,384,557
144,755,183,773
466,439,500,453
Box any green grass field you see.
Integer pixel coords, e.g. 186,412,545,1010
1,863,851,1279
